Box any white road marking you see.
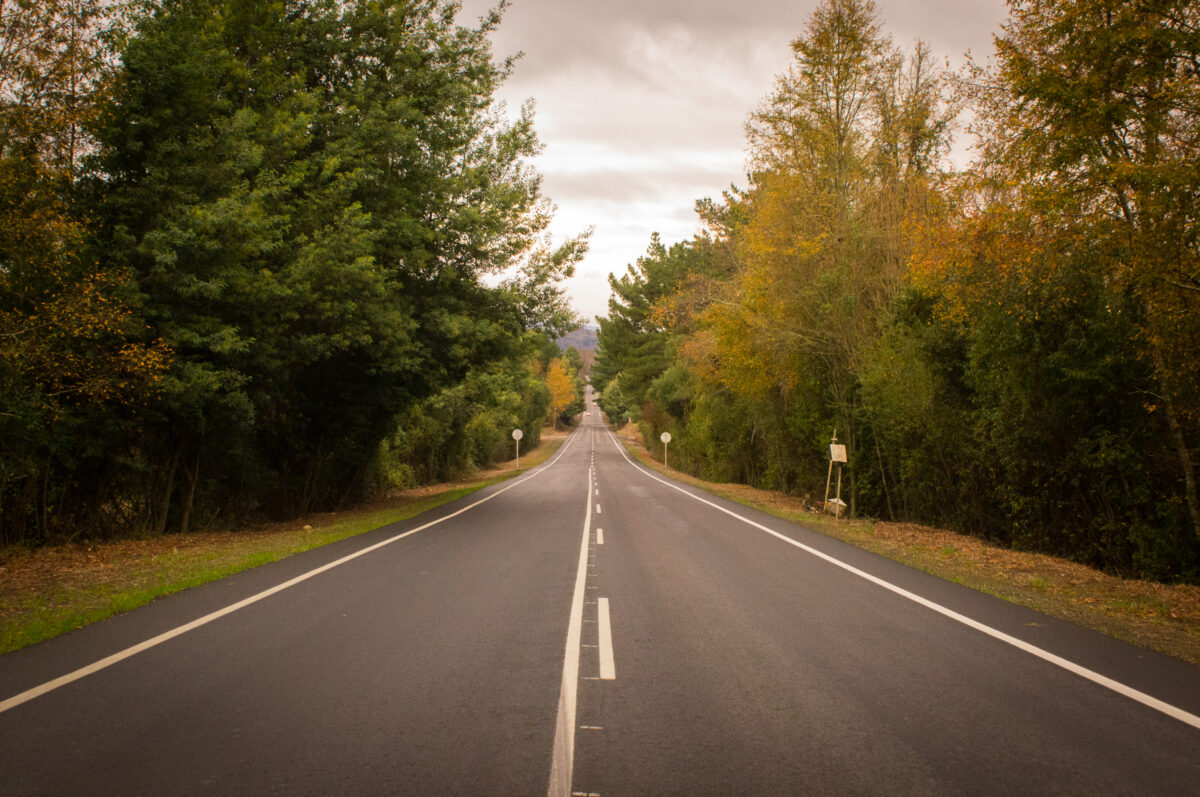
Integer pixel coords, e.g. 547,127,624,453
596,528,604,545
603,429,1200,732
595,505,601,515
0,432,583,717
578,725,603,730
598,597,616,680
547,464,593,797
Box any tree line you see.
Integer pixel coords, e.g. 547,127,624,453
0,0,586,546
593,0,1200,582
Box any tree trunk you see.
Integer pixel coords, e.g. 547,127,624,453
178,454,199,536
1163,395,1200,544
875,434,896,521
155,443,182,535
1152,348,1200,543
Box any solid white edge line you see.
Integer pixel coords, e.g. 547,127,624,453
548,466,592,796
603,428,1200,732
597,597,615,680
0,430,582,717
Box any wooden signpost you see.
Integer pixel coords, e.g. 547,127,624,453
824,430,847,518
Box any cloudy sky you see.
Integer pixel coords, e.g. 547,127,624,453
456,0,1012,324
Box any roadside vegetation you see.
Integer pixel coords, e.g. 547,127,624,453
618,427,1200,666
594,0,1200,585
0,0,587,548
0,434,567,654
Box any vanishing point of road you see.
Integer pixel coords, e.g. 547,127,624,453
1,387,1198,794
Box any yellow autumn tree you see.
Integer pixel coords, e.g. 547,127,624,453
545,357,578,430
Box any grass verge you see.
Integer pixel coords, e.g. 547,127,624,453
0,434,566,655
615,426,1200,666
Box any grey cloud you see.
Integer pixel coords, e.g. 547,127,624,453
457,0,1011,319
544,165,742,205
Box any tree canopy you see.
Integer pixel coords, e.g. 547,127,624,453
595,0,1200,582
0,0,583,543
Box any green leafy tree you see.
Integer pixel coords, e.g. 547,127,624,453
0,0,170,543
92,0,575,525
593,233,712,418
977,0,1200,544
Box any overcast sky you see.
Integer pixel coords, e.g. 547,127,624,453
456,0,1012,324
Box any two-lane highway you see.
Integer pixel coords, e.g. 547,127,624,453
569,399,1200,794
0,426,593,794
1,386,1198,794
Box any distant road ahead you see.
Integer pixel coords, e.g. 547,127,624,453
1,388,1198,794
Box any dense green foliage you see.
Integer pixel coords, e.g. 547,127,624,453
594,0,1200,582
0,0,581,544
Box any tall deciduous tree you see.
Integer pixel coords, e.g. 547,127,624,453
544,357,577,429
675,0,953,506
0,0,170,543
979,0,1200,541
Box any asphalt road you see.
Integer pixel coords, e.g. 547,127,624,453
1,387,1198,795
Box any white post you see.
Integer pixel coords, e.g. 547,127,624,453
835,463,843,518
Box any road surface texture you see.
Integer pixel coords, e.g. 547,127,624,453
2,387,1198,795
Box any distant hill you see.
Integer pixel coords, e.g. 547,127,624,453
556,326,598,353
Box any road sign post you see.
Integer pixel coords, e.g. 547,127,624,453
660,431,671,469
824,430,848,519
512,428,523,469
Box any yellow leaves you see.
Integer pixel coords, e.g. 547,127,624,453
1,254,172,407
545,358,577,420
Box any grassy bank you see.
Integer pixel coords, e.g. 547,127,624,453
0,433,566,655
615,425,1200,666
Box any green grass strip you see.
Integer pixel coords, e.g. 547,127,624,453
2,437,564,655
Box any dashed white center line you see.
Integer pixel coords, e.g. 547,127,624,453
547,464,593,797
596,528,604,545
595,504,601,515
598,597,616,680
